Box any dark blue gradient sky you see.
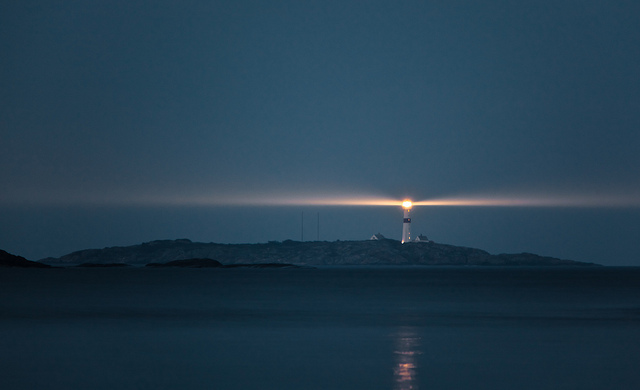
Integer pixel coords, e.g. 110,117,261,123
2,1,640,264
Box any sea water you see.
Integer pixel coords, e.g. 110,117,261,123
1,266,640,389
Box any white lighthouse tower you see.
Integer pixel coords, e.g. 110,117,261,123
401,200,412,243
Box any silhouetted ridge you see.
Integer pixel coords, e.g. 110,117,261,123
0,250,50,268
40,239,597,266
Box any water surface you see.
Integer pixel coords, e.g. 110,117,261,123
1,266,639,389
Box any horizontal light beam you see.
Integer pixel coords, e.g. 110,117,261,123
3,192,640,208
151,194,640,208
414,195,640,208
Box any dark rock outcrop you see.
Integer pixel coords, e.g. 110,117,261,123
75,263,131,268
145,258,305,269
223,263,308,269
0,250,51,268
146,258,223,268
41,239,595,267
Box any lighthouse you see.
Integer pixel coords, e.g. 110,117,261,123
401,200,412,243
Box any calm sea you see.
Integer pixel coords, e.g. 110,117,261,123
1,266,640,389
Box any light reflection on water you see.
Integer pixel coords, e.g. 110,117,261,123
3,268,640,389
393,327,422,390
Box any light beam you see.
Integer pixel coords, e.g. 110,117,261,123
3,191,640,208
413,194,640,208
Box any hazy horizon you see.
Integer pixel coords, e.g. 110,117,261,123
3,1,640,265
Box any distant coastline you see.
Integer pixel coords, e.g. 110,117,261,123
0,250,50,268
29,238,597,267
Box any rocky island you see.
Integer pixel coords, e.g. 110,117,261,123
38,238,596,267
0,249,51,268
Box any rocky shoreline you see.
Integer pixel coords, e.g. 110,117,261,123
33,238,596,267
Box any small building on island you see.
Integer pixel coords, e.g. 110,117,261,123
413,234,431,243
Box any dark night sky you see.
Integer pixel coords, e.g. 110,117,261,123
2,1,640,264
